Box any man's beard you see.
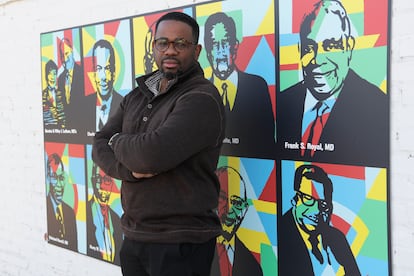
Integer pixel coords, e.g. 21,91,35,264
162,71,178,80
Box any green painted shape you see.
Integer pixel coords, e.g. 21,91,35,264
279,70,301,91
352,46,388,88
261,243,278,276
358,199,388,260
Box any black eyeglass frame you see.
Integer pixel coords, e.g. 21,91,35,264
295,190,332,212
153,37,197,52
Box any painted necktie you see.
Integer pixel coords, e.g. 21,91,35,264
309,234,324,264
301,101,329,157
56,206,65,238
98,104,107,130
65,72,72,104
217,243,232,275
221,82,229,110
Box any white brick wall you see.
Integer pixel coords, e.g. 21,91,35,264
390,1,414,276
0,0,411,275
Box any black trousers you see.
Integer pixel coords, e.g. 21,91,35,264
120,236,216,276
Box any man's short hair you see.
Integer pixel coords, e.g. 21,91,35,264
47,153,64,175
92,39,115,73
204,12,238,52
293,164,333,203
155,12,200,43
300,0,352,42
45,60,57,81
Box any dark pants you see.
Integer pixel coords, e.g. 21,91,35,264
120,236,216,276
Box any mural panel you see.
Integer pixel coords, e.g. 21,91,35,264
41,0,390,274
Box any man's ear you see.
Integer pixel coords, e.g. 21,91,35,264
347,35,355,51
194,44,202,60
234,39,239,51
231,40,240,60
346,36,355,62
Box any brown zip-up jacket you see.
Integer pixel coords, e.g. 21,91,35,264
92,62,225,243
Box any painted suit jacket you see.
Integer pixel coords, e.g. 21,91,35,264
278,209,361,276
217,70,275,159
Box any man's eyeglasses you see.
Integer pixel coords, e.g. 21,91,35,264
302,37,347,56
154,38,196,52
296,191,331,212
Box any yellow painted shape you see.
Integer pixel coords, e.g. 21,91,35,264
251,199,276,215
227,157,241,197
238,228,271,252
367,168,387,202
76,200,86,221
196,2,223,16
256,1,275,35
379,79,387,94
354,35,379,50
342,0,364,14
280,45,300,65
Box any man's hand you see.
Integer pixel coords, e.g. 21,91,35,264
132,172,156,179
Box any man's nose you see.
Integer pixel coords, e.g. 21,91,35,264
164,43,179,54
98,70,106,80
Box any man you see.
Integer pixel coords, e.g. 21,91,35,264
43,59,66,127
279,164,360,275
57,37,84,128
92,12,225,276
46,153,78,252
277,0,388,167
85,39,123,137
86,162,123,265
211,166,263,276
204,12,275,159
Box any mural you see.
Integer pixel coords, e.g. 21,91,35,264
44,142,86,254
277,0,389,167
81,19,133,140
86,145,123,265
279,161,388,275
40,0,390,274
212,156,277,276
197,0,276,159
41,28,84,144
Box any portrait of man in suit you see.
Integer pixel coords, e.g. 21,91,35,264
210,166,263,276
46,153,78,252
204,12,275,159
87,162,123,265
57,37,85,129
277,0,388,167
279,164,360,276
85,39,123,137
